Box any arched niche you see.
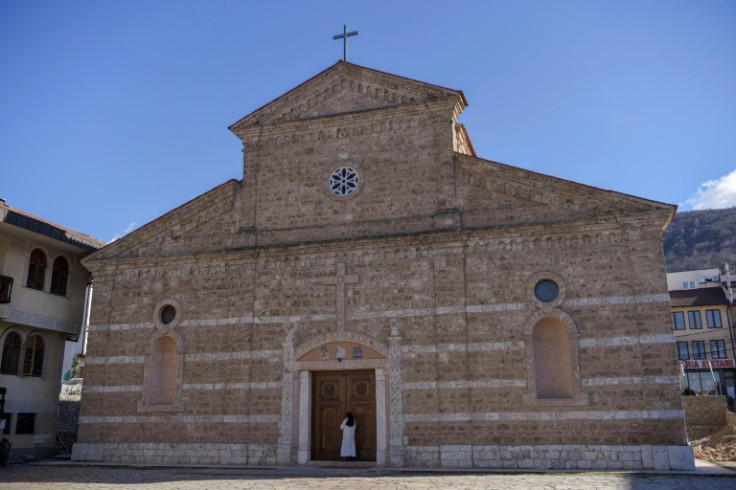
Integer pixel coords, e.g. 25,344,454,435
138,330,186,413
522,308,589,407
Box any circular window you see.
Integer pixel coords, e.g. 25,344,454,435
160,305,177,325
328,166,359,197
534,280,560,302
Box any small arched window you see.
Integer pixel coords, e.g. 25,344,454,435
27,249,47,290
1,332,22,374
21,334,45,377
50,256,69,296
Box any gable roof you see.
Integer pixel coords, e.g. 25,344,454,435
0,200,105,252
229,61,467,133
669,287,728,307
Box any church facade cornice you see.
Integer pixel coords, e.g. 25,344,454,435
233,97,458,150
82,209,668,273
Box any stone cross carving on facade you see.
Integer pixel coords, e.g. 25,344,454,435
323,262,358,332
332,24,359,62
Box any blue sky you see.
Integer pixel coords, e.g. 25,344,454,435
1,1,734,243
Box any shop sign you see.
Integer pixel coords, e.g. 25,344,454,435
680,359,735,369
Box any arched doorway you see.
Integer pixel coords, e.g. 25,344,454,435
294,333,389,464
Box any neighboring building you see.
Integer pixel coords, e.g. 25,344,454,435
0,199,104,459
73,62,693,470
668,268,736,398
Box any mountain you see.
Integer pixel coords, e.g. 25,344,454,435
663,207,736,273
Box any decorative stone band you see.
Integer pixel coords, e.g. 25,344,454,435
70,442,695,470
87,293,671,332
84,381,282,393
79,414,280,424
401,444,694,471
582,376,680,386
404,380,527,390
84,385,143,393
579,334,674,347
71,442,282,466
85,350,282,365
401,341,523,354
85,355,144,364
403,409,684,423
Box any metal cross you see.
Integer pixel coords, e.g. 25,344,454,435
332,24,359,61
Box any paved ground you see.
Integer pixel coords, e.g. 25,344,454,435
0,460,733,490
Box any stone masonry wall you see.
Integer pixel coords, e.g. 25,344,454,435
76,215,690,468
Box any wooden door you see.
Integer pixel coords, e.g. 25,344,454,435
312,370,375,461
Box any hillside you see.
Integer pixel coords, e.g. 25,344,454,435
663,207,736,272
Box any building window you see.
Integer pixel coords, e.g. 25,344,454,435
672,312,685,330
26,249,47,290
20,334,45,377
0,413,11,435
688,311,702,330
15,413,35,434
159,305,176,325
534,280,560,303
705,310,722,328
692,341,706,360
676,341,689,360
0,274,12,303
50,256,69,296
0,332,22,374
711,340,727,359
328,166,359,197
682,281,696,289
686,371,722,396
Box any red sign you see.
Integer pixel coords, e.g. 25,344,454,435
680,359,735,369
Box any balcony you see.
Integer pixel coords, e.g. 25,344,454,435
0,275,12,303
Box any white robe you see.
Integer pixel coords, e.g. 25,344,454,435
340,418,356,457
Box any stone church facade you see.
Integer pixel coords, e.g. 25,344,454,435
72,62,693,470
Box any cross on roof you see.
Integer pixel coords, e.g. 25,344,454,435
332,24,359,62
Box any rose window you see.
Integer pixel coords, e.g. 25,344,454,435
328,167,359,197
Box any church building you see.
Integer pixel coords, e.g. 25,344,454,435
72,62,693,470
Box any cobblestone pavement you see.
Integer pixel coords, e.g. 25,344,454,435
0,461,733,490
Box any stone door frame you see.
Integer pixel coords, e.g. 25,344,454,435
293,332,389,465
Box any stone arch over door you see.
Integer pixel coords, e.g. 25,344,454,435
293,331,389,465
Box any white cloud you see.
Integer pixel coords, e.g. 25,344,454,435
684,169,736,210
109,222,138,243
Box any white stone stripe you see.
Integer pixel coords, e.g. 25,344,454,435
404,410,684,423
89,294,663,333
85,356,144,364
640,334,676,344
563,293,670,307
583,376,680,387
403,376,679,391
85,349,281,365
85,386,143,393
84,382,282,393
401,341,523,354
579,334,674,348
79,415,279,424
404,380,527,390
185,350,281,362
182,382,281,390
